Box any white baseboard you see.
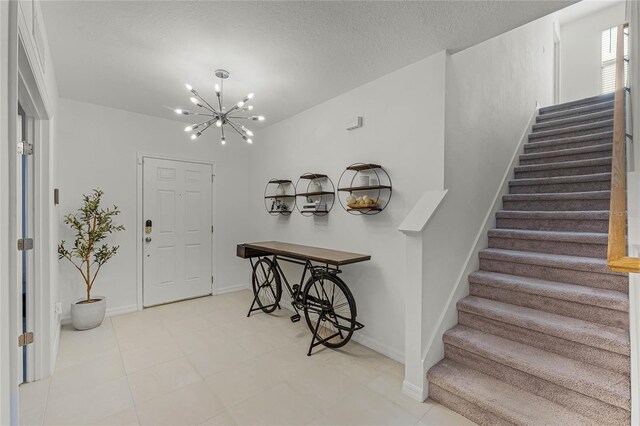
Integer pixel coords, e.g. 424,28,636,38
403,379,428,402
215,283,250,295
60,303,139,325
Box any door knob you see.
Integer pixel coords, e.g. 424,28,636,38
145,237,152,243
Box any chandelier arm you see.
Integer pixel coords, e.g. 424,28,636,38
189,118,214,129
192,92,219,114
188,111,217,117
227,121,247,137
198,121,215,135
226,116,252,119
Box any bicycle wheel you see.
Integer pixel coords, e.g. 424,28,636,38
251,258,282,313
302,273,357,348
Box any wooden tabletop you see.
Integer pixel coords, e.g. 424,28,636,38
242,241,371,266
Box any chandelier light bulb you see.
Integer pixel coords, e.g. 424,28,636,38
185,83,193,91
190,97,199,105
216,120,223,127
247,138,253,144
258,116,265,121
237,101,245,108
214,84,221,93
247,105,254,111
247,93,254,99
242,126,254,137
191,133,199,140
221,138,226,145
184,126,193,132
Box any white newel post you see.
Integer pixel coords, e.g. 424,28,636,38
398,189,448,402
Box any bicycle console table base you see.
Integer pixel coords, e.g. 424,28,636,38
237,241,371,356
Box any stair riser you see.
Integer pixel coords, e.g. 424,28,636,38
529,126,613,142
479,258,628,293
515,164,611,179
532,111,614,132
537,102,613,122
458,311,630,375
428,384,511,426
509,180,610,194
525,137,613,154
444,344,630,423
502,198,610,211
469,283,628,329
495,217,608,233
539,95,615,114
519,149,612,165
488,235,607,257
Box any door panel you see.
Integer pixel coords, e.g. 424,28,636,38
143,158,212,306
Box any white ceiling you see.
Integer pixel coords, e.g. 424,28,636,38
41,0,576,127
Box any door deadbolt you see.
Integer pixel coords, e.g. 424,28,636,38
145,220,152,234
145,237,152,243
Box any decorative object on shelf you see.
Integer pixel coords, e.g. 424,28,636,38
264,179,296,216
58,189,125,330
173,69,264,145
337,163,392,215
295,173,335,217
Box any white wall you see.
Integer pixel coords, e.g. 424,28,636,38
247,51,447,361
420,14,555,385
55,99,252,320
560,2,626,103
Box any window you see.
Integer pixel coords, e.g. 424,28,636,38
601,26,629,94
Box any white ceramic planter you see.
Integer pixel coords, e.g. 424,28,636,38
70,296,106,330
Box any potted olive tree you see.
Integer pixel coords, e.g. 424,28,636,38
58,189,124,330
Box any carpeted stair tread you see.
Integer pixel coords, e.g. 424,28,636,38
528,120,613,142
508,172,611,193
532,109,613,132
536,100,613,123
487,228,608,257
428,359,596,425
457,295,629,354
538,93,614,114
495,210,609,232
519,143,612,165
503,191,610,203
496,210,608,220
443,325,630,411
514,157,612,176
479,248,624,276
524,132,613,154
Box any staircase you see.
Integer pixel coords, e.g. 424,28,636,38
427,92,631,425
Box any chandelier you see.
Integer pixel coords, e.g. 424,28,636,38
174,69,264,145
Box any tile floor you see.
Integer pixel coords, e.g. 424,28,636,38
20,290,476,426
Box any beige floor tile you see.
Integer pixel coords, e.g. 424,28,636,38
204,357,282,407
121,339,184,374
417,403,477,426
114,323,176,352
187,340,253,377
285,360,364,409
367,368,433,419
56,321,120,371
91,407,140,425
251,342,330,382
135,380,225,425
49,352,125,399
162,314,212,338
19,378,50,426
309,386,419,426
227,382,319,426
43,376,133,425
173,326,229,354
128,357,202,405
233,328,296,356
199,410,237,425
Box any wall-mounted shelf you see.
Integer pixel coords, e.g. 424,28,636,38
264,179,296,216
338,163,392,215
295,173,335,217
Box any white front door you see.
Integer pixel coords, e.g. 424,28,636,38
143,157,213,306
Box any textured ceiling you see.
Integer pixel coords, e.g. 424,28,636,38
41,0,576,127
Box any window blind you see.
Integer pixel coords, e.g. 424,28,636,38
601,26,629,94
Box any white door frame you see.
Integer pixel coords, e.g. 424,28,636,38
136,152,216,311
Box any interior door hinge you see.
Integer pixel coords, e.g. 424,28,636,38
211,225,214,233
18,332,34,347
211,174,214,182
17,238,34,251
17,141,33,155
211,276,214,284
